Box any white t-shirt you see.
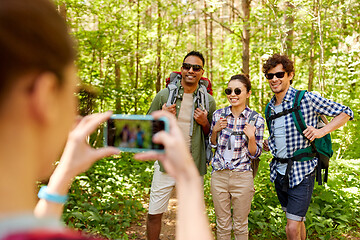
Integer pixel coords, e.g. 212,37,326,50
177,93,193,149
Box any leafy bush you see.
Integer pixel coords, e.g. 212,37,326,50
63,153,153,239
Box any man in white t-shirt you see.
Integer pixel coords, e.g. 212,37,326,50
146,51,216,240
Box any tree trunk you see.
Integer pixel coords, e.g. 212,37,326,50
156,0,162,93
220,4,224,82
135,0,141,113
285,1,294,57
194,4,198,50
241,0,250,106
230,0,235,24
115,62,121,113
258,54,263,108
317,0,325,92
209,11,213,81
241,0,250,75
308,0,317,91
99,51,103,79
204,0,209,77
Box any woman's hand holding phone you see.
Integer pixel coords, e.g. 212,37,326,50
134,111,196,181
54,112,120,185
35,112,120,219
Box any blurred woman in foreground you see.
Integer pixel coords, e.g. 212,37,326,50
0,0,212,239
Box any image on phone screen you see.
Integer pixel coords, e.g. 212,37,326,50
105,115,167,152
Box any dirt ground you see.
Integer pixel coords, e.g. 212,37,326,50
126,191,177,240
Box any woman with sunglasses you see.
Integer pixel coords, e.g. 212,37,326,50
209,74,265,240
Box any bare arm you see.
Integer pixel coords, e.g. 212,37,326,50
34,112,119,218
176,168,211,240
303,112,351,141
135,111,213,240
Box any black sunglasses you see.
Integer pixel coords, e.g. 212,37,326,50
182,63,203,72
265,71,286,80
225,88,241,95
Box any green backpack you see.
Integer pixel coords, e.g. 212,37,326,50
265,90,333,185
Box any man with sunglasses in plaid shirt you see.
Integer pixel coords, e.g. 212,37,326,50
263,54,353,240
146,51,216,240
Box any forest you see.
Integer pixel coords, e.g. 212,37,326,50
56,0,359,239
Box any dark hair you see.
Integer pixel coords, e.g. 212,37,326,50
0,0,75,102
183,51,205,67
228,74,251,92
262,54,294,84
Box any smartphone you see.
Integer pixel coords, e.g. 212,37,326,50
104,114,169,152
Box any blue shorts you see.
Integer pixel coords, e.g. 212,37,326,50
274,171,315,222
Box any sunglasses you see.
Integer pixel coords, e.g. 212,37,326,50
225,88,241,95
182,63,203,72
265,71,286,80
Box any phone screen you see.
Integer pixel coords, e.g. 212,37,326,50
105,116,166,152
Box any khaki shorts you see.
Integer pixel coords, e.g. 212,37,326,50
148,161,176,215
148,161,204,215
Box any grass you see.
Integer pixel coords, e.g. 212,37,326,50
63,151,360,239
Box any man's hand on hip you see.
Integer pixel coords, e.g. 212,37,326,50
303,126,327,141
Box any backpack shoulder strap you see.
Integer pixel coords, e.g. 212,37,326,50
248,110,258,126
166,73,181,107
200,79,209,88
265,103,272,133
291,90,307,135
248,109,261,178
199,84,209,112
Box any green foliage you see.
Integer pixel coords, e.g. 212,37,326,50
248,153,287,239
204,167,216,226
306,158,360,239
62,153,153,239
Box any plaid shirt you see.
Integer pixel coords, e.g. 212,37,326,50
267,87,354,188
210,106,265,172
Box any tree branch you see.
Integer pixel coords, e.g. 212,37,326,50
202,10,244,41
223,2,244,21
